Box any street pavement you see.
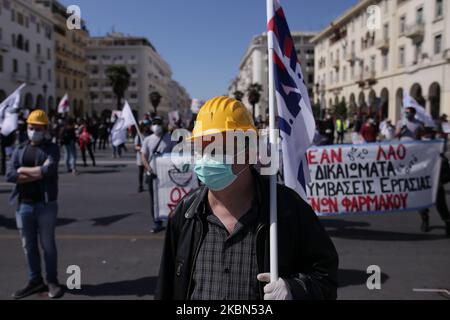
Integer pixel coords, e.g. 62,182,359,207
0,146,449,300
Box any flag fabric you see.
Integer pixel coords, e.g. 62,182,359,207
402,93,435,128
0,84,26,136
267,0,316,201
111,101,137,147
57,94,70,114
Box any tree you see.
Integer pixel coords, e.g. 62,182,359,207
150,91,162,115
233,90,244,102
246,83,263,121
105,65,131,110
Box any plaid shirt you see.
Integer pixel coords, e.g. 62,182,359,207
190,201,260,300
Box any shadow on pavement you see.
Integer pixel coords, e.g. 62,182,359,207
322,218,446,241
78,169,119,175
338,269,389,288
0,215,77,230
68,276,157,298
90,212,140,227
321,219,371,229
327,228,446,241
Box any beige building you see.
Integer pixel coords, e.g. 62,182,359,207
0,0,55,112
35,0,89,117
86,32,175,119
229,31,316,121
312,0,450,122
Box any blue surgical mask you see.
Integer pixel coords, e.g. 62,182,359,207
194,156,242,191
27,129,45,143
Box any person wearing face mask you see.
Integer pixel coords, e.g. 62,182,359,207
395,107,425,141
155,97,338,301
6,110,64,299
141,116,174,233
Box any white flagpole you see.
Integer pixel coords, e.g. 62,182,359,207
266,0,279,283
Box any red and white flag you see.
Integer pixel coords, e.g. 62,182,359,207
58,94,70,114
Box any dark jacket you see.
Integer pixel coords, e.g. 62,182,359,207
155,170,339,300
6,140,60,204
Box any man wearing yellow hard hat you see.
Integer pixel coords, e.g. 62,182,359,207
6,109,64,299
156,97,338,300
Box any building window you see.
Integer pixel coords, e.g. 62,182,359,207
36,23,40,34
48,69,52,82
370,55,376,72
399,46,405,66
416,7,424,25
383,23,389,40
436,0,443,18
47,48,51,60
382,53,389,71
399,16,406,34
0,55,3,73
37,43,41,55
13,59,18,73
11,9,15,22
434,34,442,54
414,43,422,63
38,66,42,80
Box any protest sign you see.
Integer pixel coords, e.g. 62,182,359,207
154,155,198,220
306,140,444,216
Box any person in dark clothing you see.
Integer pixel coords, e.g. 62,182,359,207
156,97,338,300
86,118,99,153
6,109,64,299
0,131,16,175
419,127,450,237
323,115,335,145
59,119,78,175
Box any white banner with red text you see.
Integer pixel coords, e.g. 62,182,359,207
154,155,199,220
306,140,444,216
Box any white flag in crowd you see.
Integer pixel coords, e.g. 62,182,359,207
58,93,70,114
267,0,316,201
402,93,435,128
0,84,26,136
111,101,137,147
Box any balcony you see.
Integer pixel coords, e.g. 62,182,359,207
405,23,425,43
355,74,365,87
364,70,377,85
332,59,340,70
444,49,450,61
11,73,37,85
0,41,10,52
345,52,356,64
376,39,390,52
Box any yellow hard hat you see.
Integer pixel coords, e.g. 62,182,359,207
190,96,257,140
27,109,49,126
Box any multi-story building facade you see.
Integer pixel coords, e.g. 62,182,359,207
35,0,89,117
312,0,450,122
0,0,55,113
167,79,191,114
228,31,316,121
86,32,174,118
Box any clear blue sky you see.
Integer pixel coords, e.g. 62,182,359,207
60,0,357,100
